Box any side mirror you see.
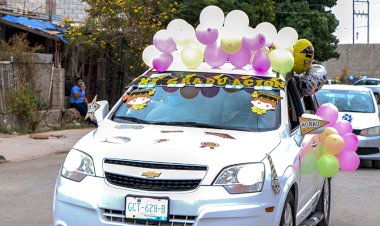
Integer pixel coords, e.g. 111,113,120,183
94,100,109,125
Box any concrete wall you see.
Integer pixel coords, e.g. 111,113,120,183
323,44,380,79
6,0,88,22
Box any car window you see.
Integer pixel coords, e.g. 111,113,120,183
355,80,366,85
112,72,282,132
366,80,378,85
316,89,375,113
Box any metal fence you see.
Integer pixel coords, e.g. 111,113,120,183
0,61,13,113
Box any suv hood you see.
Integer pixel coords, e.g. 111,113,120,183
74,121,281,168
339,112,380,130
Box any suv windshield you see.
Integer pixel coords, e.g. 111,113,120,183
112,71,282,132
316,89,375,113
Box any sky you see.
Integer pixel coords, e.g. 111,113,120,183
332,0,380,44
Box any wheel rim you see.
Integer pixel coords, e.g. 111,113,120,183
323,180,330,220
283,202,294,226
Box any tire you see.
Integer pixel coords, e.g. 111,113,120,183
316,178,331,226
374,160,380,169
375,93,380,105
280,192,295,226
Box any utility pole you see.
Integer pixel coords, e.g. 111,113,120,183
353,0,369,44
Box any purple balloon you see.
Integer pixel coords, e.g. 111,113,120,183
337,150,360,172
201,87,220,98
316,103,339,126
153,37,176,54
342,133,359,152
229,48,251,68
204,44,228,68
153,53,173,72
252,50,270,74
333,120,353,137
242,33,266,51
196,27,218,45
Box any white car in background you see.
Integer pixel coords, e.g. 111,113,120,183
316,85,380,168
53,63,331,226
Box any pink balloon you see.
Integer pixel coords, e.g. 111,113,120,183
204,44,228,68
333,120,353,137
229,48,251,68
196,27,218,45
153,53,173,72
343,133,359,152
252,50,270,74
337,150,360,172
316,103,339,126
153,36,176,54
242,33,266,51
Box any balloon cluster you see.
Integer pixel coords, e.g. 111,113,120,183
301,103,360,177
142,5,305,74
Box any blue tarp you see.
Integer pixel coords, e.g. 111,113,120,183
1,15,67,43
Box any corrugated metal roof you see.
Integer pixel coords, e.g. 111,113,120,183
0,15,66,43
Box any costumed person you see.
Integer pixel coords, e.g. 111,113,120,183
251,91,282,115
69,77,89,117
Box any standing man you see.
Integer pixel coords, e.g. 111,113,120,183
70,77,89,117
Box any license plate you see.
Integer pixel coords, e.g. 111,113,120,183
125,196,169,222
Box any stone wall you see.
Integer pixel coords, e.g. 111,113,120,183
323,44,380,79
5,0,88,22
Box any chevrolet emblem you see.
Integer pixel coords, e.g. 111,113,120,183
141,171,161,178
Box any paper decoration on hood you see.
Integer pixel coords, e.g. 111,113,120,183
161,130,184,133
85,95,100,121
205,132,235,139
342,113,353,123
124,89,156,110
200,142,219,149
105,136,131,144
299,117,329,135
115,124,144,129
154,139,169,144
251,91,282,115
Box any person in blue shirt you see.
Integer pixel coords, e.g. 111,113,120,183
70,77,89,117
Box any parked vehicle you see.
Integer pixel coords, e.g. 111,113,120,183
353,78,380,104
53,63,330,226
316,85,380,167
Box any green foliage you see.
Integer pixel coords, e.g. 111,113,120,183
5,85,48,133
274,0,339,62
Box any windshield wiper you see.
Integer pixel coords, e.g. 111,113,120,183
151,121,234,130
113,116,152,124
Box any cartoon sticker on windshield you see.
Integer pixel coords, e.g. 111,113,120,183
251,91,282,115
124,89,156,110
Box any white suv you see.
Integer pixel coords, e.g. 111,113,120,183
53,64,330,226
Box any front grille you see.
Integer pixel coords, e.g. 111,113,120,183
102,209,196,226
356,147,380,155
104,159,207,171
105,172,201,191
353,129,361,135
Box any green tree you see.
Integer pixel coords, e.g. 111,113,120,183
274,0,339,62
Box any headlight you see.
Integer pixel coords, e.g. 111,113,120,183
360,126,380,137
61,149,95,182
213,163,265,194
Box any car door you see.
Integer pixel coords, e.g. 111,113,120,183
286,79,322,223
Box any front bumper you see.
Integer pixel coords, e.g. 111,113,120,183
53,175,277,226
357,135,380,160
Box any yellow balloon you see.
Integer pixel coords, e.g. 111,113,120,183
293,39,314,74
319,127,338,144
221,37,242,54
268,49,294,74
181,45,204,69
324,134,344,155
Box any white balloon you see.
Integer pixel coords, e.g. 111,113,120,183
172,49,184,67
274,27,298,49
224,10,249,29
255,22,277,47
167,19,196,47
142,45,161,68
200,5,225,29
